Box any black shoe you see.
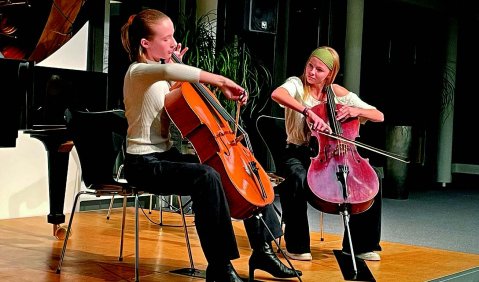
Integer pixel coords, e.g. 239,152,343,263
249,242,302,280
206,262,243,282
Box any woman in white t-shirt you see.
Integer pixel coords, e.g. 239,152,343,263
271,46,384,262
121,8,302,281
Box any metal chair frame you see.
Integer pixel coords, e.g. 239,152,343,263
103,127,199,278
56,109,142,281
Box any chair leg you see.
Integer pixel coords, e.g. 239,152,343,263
169,195,179,212
119,195,128,261
106,195,115,220
149,194,153,214
56,191,86,274
134,192,140,282
278,217,285,250
167,196,204,278
320,211,324,241
178,196,195,269
159,195,164,225
271,203,284,252
158,195,179,225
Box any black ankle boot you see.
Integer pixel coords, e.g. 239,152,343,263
206,262,243,282
249,242,302,281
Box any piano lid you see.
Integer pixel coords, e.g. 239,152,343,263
0,0,90,63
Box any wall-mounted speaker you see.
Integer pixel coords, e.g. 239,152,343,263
245,0,279,34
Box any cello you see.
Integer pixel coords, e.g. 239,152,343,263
306,85,380,215
164,54,275,220
306,85,409,274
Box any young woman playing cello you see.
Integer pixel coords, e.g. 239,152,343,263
271,46,384,261
121,8,301,281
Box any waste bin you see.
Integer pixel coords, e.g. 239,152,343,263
383,125,412,199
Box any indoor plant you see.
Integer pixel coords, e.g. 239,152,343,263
175,11,272,121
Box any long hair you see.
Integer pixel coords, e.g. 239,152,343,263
300,46,340,101
120,9,169,63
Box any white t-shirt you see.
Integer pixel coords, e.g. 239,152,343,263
123,61,201,154
278,76,376,145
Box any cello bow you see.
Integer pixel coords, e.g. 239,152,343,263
308,125,410,163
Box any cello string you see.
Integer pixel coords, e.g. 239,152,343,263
234,101,241,137
326,85,343,135
326,85,346,156
171,54,255,153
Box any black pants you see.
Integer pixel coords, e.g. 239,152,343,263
277,144,382,254
342,168,382,254
244,203,282,250
125,148,282,264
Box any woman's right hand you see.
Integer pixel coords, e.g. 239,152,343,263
200,72,248,105
307,111,332,133
219,78,248,106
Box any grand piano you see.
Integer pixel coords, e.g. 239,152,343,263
0,0,110,238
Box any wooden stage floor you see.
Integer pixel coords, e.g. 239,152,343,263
1,207,478,282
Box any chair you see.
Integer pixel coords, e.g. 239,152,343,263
255,114,324,248
59,109,201,280
106,125,193,224
56,109,142,280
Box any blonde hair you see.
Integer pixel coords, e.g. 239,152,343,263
120,9,169,63
300,46,340,100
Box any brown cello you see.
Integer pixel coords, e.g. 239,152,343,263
164,54,275,220
306,85,379,215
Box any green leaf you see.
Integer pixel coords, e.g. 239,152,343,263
176,10,272,121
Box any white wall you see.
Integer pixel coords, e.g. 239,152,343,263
0,22,90,220
0,132,82,220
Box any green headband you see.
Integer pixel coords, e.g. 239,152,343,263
310,48,333,70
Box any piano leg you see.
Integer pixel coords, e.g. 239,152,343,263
47,144,71,239
28,130,73,240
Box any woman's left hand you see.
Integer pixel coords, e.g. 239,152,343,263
168,43,189,63
336,105,360,122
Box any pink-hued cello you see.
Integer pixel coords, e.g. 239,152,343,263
306,85,379,215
